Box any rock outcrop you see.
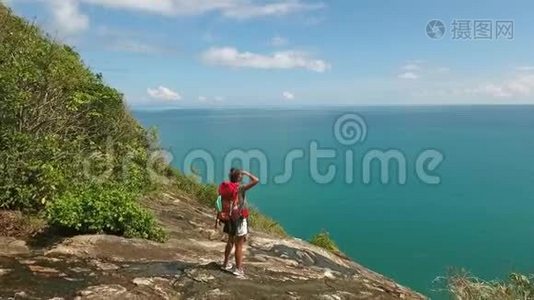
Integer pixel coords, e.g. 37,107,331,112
0,193,426,299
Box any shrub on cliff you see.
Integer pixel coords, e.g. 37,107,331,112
249,208,287,237
46,184,165,242
310,230,339,252
0,5,152,210
446,270,534,300
0,4,164,241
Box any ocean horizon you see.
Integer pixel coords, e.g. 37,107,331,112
131,103,534,112
135,105,534,298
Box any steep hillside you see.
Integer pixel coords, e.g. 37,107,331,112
0,190,426,299
0,3,163,240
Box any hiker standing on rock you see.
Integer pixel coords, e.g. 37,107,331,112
217,168,259,277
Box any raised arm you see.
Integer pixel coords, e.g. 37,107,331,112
240,170,259,191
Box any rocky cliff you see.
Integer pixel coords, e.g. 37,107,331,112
1,191,426,300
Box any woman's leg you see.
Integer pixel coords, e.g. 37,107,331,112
234,235,245,270
234,218,248,271
224,235,235,266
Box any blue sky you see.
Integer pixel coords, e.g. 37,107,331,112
5,0,534,107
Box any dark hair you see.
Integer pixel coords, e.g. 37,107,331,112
229,168,241,183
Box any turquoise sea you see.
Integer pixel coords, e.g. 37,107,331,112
135,106,534,298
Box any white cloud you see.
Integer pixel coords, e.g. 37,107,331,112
397,61,450,80
78,0,323,19
398,72,419,80
147,86,181,101
108,39,169,54
94,26,175,54
398,61,422,79
414,73,534,102
38,0,324,41
82,0,178,15
471,74,534,98
201,47,331,72
401,64,421,71
472,84,513,98
49,0,89,36
270,35,289,47
516,66,534,72
282,91,295,100
222,1,324,19
197,95,225,103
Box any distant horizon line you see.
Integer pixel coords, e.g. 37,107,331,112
130,103,534,112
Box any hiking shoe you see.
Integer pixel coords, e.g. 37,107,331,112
221,263,233,272
232,268,245,278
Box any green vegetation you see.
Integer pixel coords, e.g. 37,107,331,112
249,208,287,238
172,169,218,206
309,230,339,252
0,3,286,242
446,270,534,300
46,184,165,241
0,4,164,240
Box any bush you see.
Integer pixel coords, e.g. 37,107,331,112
446,269,534,300
249,208,287,237
0,5,153,211
0,4,167,243
310,230,339,252
46,184,166,242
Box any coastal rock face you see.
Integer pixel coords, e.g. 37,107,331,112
0,237,30,257
0,193,426,299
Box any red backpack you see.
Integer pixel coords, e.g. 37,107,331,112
217,181,249,221
218,181,239,221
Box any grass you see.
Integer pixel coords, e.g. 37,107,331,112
248,208,287,238
309,230,340,253
171,169,218,205
444,269,534,300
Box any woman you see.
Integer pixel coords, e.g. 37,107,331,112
219,168,259,277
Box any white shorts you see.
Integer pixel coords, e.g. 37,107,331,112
236,218,248,237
